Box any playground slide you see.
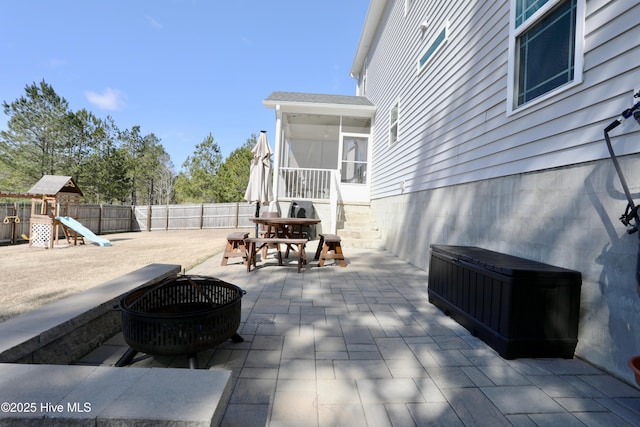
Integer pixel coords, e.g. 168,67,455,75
55,216,112,247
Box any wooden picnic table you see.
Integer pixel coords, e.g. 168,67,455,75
249,217,321,239
246,217,321,272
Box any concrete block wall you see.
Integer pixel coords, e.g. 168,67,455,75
371,155,640,384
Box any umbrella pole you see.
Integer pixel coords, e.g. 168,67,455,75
255,202,260,237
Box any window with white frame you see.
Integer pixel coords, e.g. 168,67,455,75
405,0,414,16
417,23,448,74
508,0,584,111
389,101,399,145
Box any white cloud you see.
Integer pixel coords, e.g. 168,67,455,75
84,88,126,111
47,58,67,68
145,14,163,29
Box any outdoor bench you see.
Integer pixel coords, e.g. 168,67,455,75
314,233,346,267
0,363,231,426
428,245,582,359
245,237,308,272
221,231,249,265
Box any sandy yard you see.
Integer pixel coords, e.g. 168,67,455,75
0,228,253,323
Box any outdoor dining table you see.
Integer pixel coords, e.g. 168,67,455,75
247,217,321,271
249,216,321,239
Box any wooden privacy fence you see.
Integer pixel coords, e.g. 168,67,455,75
134,203,255,231
0,202,256,244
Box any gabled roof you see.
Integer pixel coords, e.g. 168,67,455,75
263,91,376,117
264,91,374,106
27,175,83,197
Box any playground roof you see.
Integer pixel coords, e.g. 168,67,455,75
27,175,83,197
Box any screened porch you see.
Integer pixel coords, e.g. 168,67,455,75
269,107,374,203
263,92,376,231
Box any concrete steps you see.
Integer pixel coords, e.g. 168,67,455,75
337,204,385,249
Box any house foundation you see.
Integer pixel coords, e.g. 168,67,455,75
372,154,640,383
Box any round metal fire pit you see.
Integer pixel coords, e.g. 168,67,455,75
117,275,244,367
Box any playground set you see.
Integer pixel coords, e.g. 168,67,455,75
0,175,110,248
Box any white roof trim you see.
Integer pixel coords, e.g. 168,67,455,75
350,0,387,78
262,100,376,117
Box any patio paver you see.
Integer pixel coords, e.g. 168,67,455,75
81,244,640,426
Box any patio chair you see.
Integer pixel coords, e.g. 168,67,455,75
283,201,317,259
288,200,316,240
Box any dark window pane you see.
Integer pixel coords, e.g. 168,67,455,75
517,0,576,105
516,0,551,27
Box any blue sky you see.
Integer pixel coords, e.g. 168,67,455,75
0,1,369,170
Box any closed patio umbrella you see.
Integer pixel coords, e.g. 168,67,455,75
244,130,273,236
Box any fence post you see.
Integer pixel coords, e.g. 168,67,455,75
235,202,239,228
98,204,103,235
11,202,17,244
200,204,204,229
165,205,169,231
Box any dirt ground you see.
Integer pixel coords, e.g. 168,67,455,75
0,228,254,323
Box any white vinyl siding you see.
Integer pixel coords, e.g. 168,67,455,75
363,0,640,200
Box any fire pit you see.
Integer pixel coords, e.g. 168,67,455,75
115,275,245,369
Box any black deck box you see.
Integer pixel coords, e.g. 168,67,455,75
428,245,582,359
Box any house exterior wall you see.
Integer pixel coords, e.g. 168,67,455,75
361,0,639,196
358,0,640,381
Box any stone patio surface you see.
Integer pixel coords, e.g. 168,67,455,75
80,243,640,426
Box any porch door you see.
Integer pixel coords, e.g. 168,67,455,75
339,133,370,202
